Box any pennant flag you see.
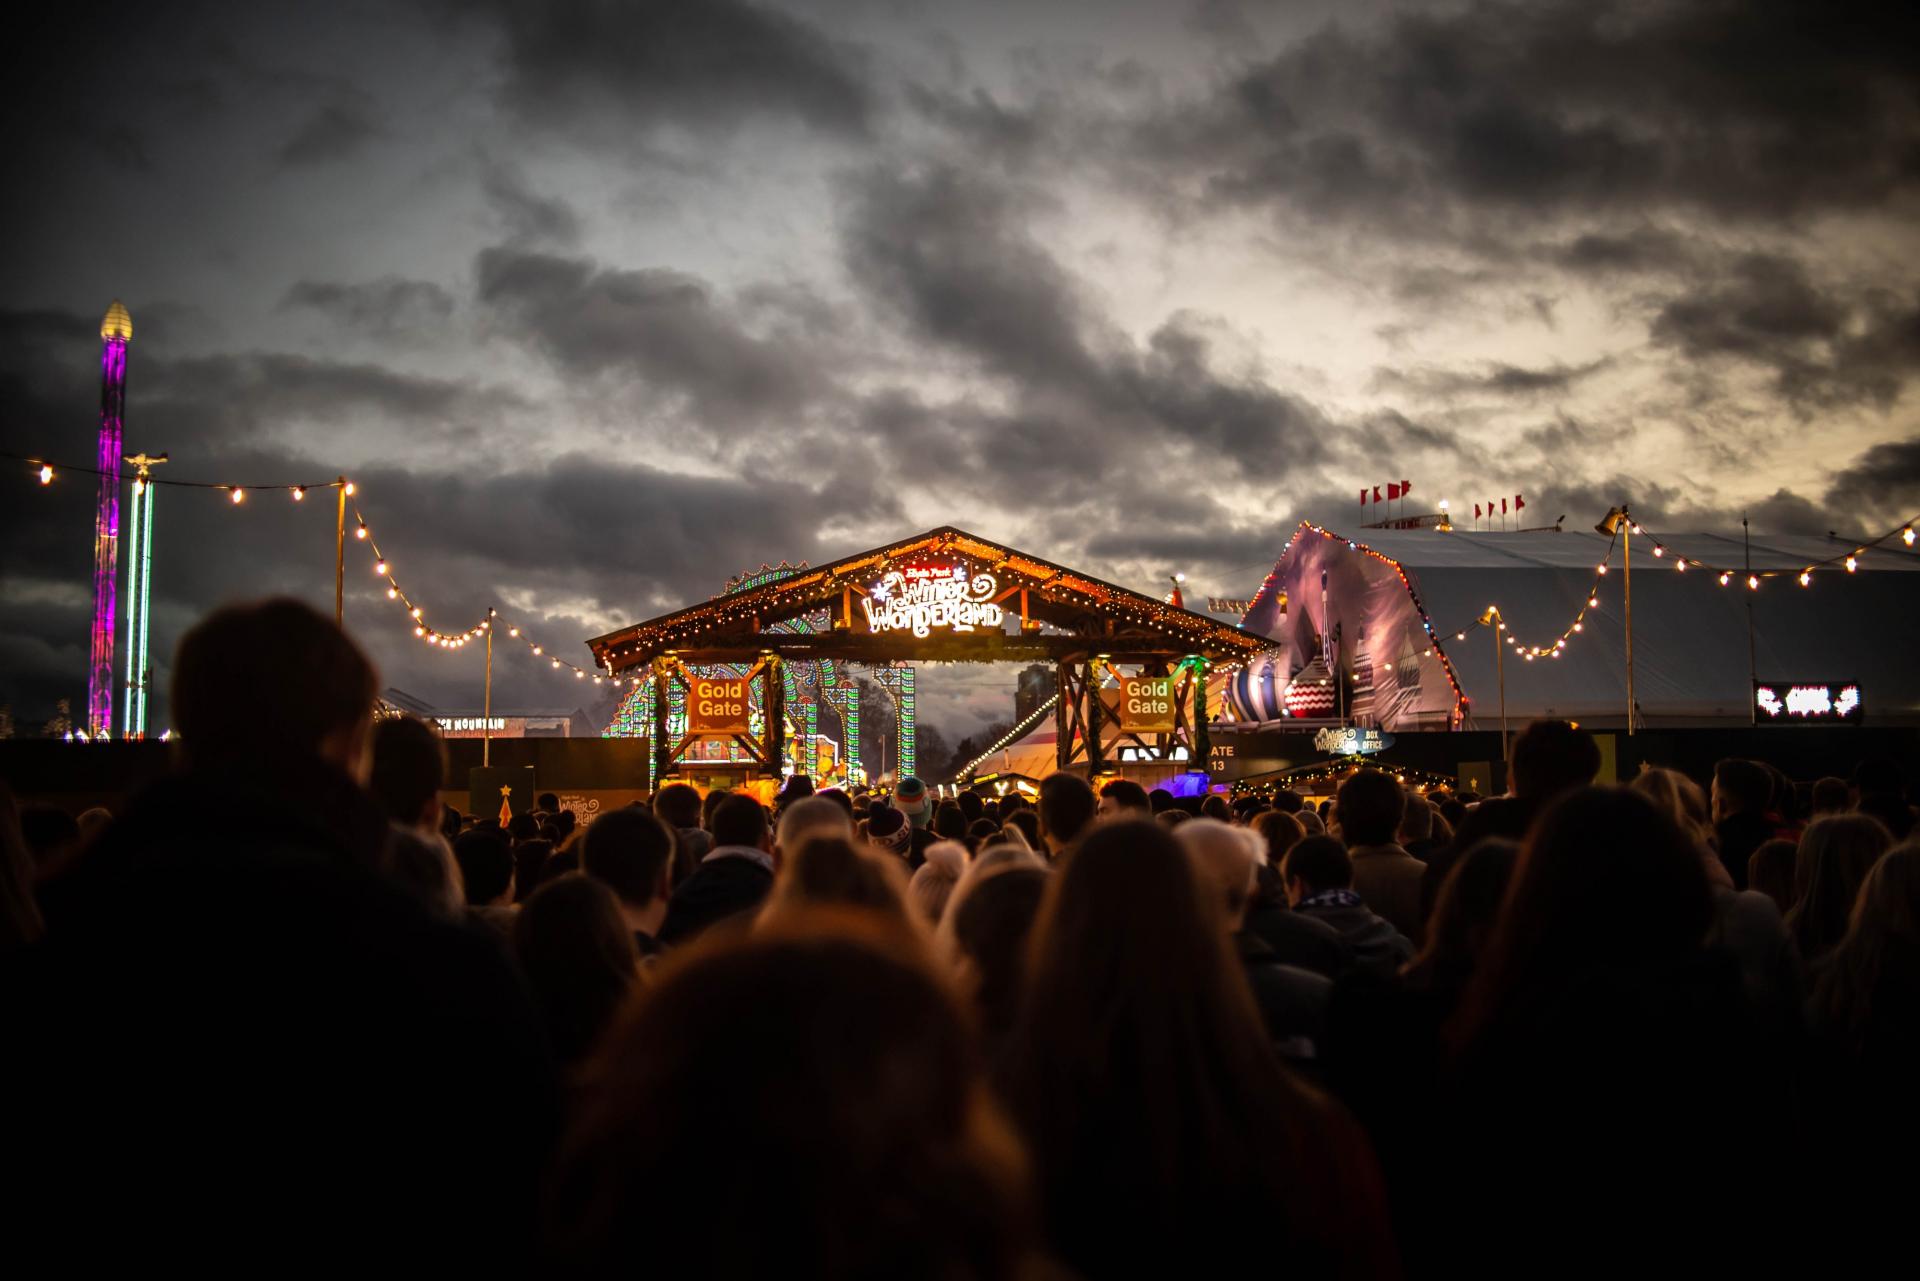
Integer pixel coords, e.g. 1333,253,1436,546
1373,485,1383,503
1401,479,1412,496
1360,488,1369,506
1474,503,1482,520
1488,499,1497,518
1502,497,1509,515
1515,493,1526,510
1387,482,1402,501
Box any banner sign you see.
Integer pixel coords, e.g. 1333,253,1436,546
1754,681,1862,723
1313,726,1395,755
1115,676,1176,733
862,564,1004,639
688,677,751,735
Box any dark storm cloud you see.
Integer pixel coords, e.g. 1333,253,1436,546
474,0,872,137
480,162,583,246
282,278,457,337
1822,438,1920,527
1651,255,1920,410
475,247,831,425
1546,227,1698,277
1373,359,1608,399
1168,0,1920,227
276,100,385,166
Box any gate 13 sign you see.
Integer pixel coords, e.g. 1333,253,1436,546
689,677,751,734
863,565,1003,638
1115,677,1176,733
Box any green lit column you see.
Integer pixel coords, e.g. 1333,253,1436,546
122,452,166,739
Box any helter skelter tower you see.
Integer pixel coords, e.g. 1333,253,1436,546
87,300,133,738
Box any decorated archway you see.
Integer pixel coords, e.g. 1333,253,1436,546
587,526,1267,787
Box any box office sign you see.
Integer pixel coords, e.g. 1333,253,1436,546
689,677,751,735
1115,677,1176,734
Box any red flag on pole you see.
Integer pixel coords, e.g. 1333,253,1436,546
1502,497,1509,515
1373,485,1383,503
1515,493,1526,510
1360,488,1368,506
1401,479,1412,496
1387,482,1401,501
1474,503,1482,520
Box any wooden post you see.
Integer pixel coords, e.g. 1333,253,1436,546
652,658,673,787
1085,657,1105,775
333,477,347,627
1056,659,1072,772
483,608,494,768
766,656,786,778
1192,660,1210,771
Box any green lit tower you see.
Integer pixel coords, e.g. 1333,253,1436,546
121,452,166,738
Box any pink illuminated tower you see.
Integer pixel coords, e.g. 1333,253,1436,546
87,300,132,738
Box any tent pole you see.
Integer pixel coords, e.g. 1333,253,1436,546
1624,518,1636,736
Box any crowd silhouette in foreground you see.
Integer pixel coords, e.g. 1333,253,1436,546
3,598,1918,1276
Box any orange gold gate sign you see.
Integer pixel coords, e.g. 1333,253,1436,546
1116,677,1175,734
689,678,751,735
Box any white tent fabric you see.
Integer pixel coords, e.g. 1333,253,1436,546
1233,522,1920,729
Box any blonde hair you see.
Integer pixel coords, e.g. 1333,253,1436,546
1633,766,1714,848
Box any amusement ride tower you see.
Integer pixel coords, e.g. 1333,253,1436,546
87,300,132,738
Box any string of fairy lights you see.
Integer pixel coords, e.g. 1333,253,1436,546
348,501,647,689
1429,513,1920,666
14,449,630,691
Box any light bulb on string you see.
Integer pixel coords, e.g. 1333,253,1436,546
387,587,398,599
343,482,355,496
1718,573,1731,586
291,486,305,501
1905,526,1916,547
1799,572,1811,587
1845,556,1858,572
229,487,245,504
37,464,54,485
373,561,387,576
355,526,368,541
1747,575,1759,590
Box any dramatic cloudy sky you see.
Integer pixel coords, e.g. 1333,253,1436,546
2,0,1917,735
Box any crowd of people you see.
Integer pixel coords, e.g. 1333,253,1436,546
3,597,1918,1276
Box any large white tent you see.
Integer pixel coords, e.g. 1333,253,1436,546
1223,521,1920,730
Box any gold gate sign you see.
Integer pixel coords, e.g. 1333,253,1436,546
688,677,751,735
1115,677,1176,734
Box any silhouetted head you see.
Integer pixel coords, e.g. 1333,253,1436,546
173,598,377,775
582,808,675,910
1336,769,1406,845
368,715,446,829
1509,720,1601,800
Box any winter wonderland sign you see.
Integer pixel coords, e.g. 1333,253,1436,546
1314,726,1395,755
862,565,1004,639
